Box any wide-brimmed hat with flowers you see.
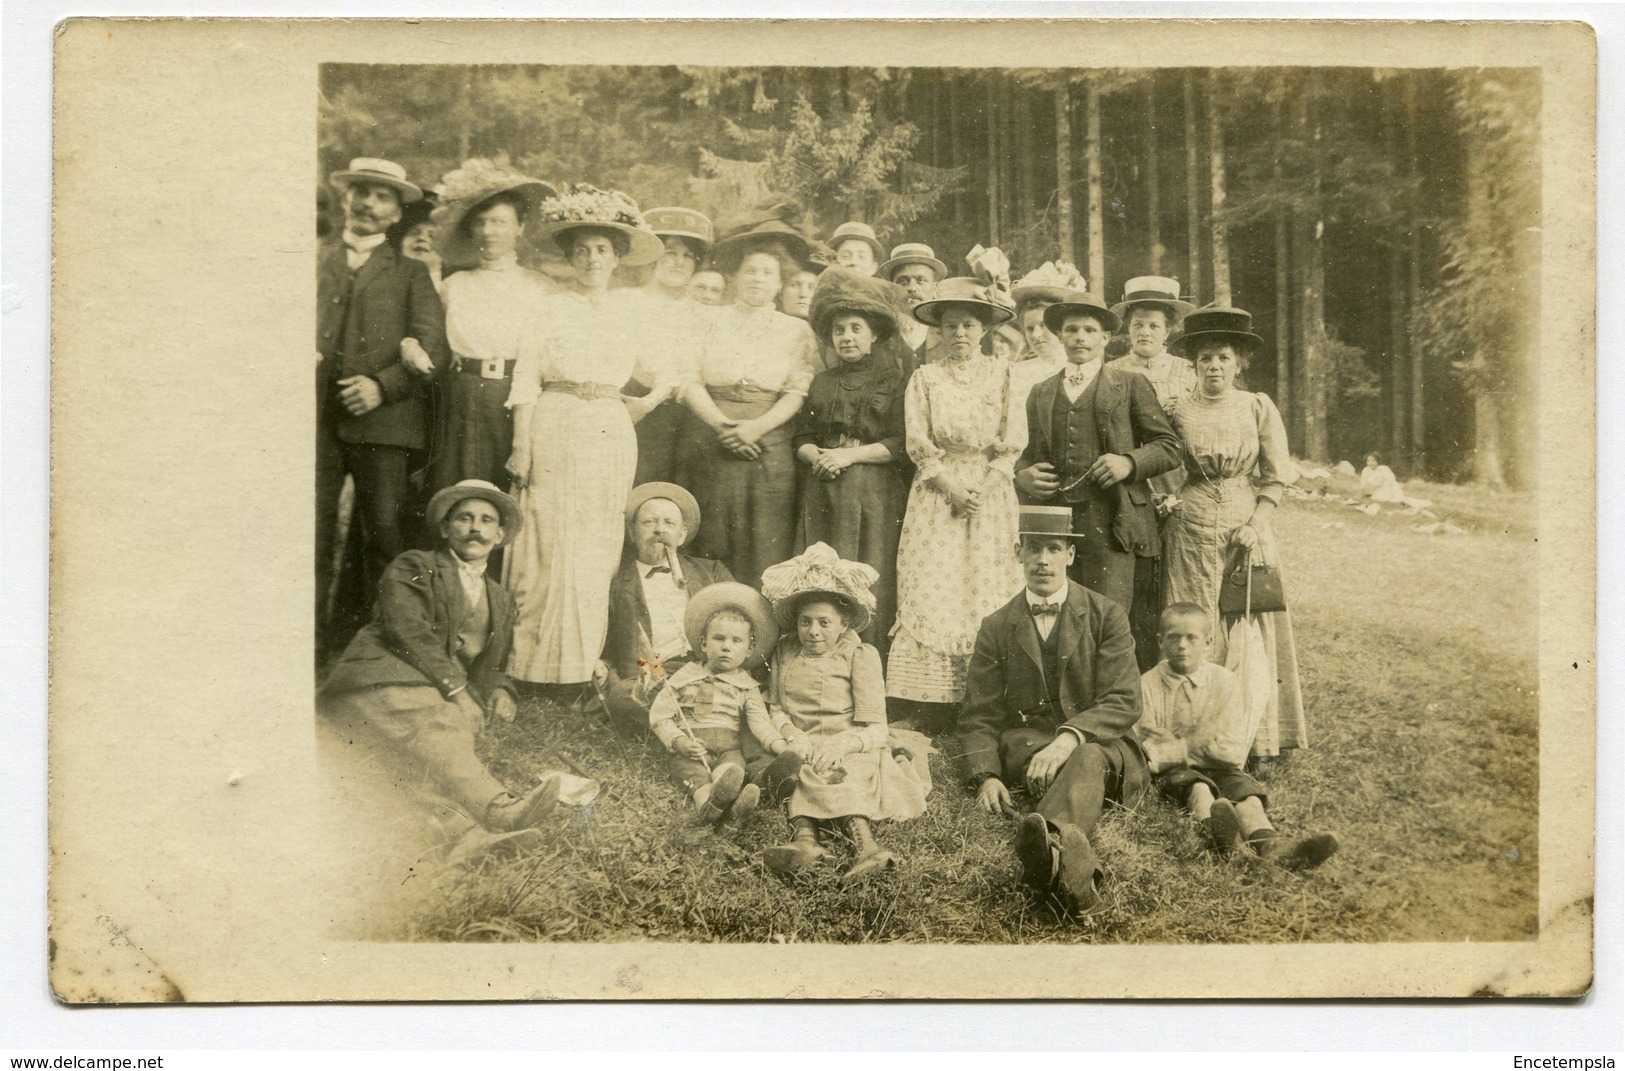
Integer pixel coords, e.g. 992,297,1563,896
432,159,559,269
328,157,423,204
1011,260,1089,310
711,202,814,273
807,267,906,344
682,582,779,665
533,183,664,267
759,542,879,635
911,277,1016,328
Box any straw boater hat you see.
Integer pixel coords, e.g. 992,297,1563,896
1043,293,1123,336
1169,306,1265,357
807,268,905,344
1110,275,1196,321
759,543,879,635
911,276,1016,327
623,482,701,546
826,221,886,263
427,479,523,545
643,206,715,256
711,202,813,272
683,582,778,665
329,157,424,204
879,242,948,282
1011,261,1089,309
1017,505,1077,540
532,183,664,267
432,159,559,269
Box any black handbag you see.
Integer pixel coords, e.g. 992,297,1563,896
1218,548,1286,615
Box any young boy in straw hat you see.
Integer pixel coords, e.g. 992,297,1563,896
648,581,779,829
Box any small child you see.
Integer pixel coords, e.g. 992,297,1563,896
649,582,779,830
756,544,930,884
1136,603,1339,869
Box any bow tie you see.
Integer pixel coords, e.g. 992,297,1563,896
645,565,672,576
1029,603,1060,618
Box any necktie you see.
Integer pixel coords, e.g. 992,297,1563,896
646,566,672,577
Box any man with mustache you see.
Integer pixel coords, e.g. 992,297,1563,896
958,505,1150,915
319,480,562,841
597,483,736,737
879,242,946,364
317,157,450,662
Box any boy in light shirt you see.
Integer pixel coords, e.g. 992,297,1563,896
1137,603,1338,869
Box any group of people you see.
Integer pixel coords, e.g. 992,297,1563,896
316,154,1336,916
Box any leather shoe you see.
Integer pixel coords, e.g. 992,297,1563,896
1254,831,1340,871
1054,823,1102,913
1202,799,1245,856
484,774,563,833
1014,813,1058,892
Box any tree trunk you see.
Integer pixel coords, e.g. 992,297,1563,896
1183,72,1203,305
457,69,475,160
1273,97,1292,429
987,75,1001,246
1207,72,1232,305
1016,83,1035,240
1405,76,1426,473
1293,76,1330,462
951,76,966,227
1085,80,1105,291
1473,390,1507,487
1386,80,1409,459
1055,84,1075,265
1146,77,1163,274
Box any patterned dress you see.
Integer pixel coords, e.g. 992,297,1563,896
1163,388,1307,755
504,288,656,684
675,302,818,587
432,256,557,493
888,353,1026,703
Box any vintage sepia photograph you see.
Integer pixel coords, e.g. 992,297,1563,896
44,17,1595,1003
314,60,1549,945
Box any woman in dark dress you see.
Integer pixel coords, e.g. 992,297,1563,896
793,268,911,654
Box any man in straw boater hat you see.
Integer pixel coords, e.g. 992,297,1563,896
959,505,1151,915
319,480,565,846
1012,288,1182,671
596,482,737,738
318,157,452,661
879,241,947,363
826,220,886,279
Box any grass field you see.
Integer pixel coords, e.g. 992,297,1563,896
379,473,1539,945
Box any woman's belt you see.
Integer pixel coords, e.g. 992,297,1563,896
454,354,515,379
939,444,997,461
543,380,623,401
707,383,782,404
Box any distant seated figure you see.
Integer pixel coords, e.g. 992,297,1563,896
597,482,735,737
318,480,562,838
1358,452,1433,512
1135,603,1339,869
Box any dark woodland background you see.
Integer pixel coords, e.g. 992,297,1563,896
320,64,1541,487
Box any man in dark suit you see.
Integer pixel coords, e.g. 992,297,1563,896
317,157,451,660
959,506,1151,914
596,482,735,736
319,480,561,836
1011,294,1181,669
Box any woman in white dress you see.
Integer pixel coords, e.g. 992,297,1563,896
887,277,1026,728
503,185,668,689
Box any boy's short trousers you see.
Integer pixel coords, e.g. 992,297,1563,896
1154,765,1268,808
667,726,745,794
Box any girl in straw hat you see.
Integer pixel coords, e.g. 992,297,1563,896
755,544,930,884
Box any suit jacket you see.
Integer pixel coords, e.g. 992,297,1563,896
317,240,450,450
603,551,735,679
1015,365,1182,558
319,548,516,705
958,582,1142,780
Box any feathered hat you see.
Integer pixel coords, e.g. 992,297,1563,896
1011,260,1089,310
531,182,664,267
710,201,814,273
759,543,879,634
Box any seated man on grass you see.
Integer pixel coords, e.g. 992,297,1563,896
1136,603,1339,869
959,505,1151,915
